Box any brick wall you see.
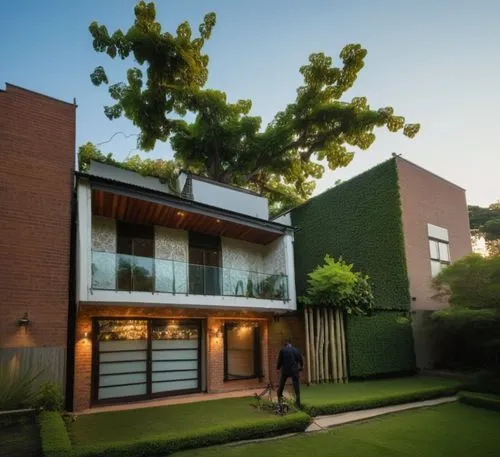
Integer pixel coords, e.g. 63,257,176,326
0,84,75,349
74,304,272,411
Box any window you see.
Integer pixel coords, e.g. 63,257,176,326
427,224,450,277
223,323,261,381
116,222,155,291
188,232,221,295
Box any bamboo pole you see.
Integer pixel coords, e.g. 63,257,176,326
318,308,324,382
340,311,348,383
309,308,316,383
315,308,321,383
329,308,338,383
304,308,311,385
324,308,330,382
335,309,343,381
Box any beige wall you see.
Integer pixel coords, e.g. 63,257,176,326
397,158,472,312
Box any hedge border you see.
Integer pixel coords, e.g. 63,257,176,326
73,411,311,457
38,411,72,457
302,384,463,417
0,408,35,428
458,391,500,412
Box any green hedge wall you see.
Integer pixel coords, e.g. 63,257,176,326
291,158,410,310
38,411,72,457
347,312,416,378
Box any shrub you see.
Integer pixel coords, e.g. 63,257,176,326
38,411,72,457
72,412,310,457
458,391,500,412
0,366,42,411
463,371,500,395
33,382,64,412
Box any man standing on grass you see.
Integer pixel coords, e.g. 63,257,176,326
276,339,303,408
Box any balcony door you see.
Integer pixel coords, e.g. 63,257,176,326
189,232,221,295
116,221,155,292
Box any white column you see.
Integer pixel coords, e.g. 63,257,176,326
284,231,297,310
77,179,92,303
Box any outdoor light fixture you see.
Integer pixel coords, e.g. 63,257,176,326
17,312,31,328
210,327,223,339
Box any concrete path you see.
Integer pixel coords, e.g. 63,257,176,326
305,396,457,432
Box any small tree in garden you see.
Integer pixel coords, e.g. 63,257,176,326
431,254,500,379
300,255,374,384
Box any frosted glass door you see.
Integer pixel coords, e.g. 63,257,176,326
151,321,200,394
97,320,148,401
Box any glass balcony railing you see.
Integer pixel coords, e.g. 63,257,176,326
91,251,289,300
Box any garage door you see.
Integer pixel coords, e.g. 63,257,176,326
95,319,201,403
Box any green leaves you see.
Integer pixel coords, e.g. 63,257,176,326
87,3,419,210
301,255,374,314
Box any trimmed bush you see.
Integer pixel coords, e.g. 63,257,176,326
38,411,72,457
33,382,64,412
458,391,500,412
302,384,462,417
72,411,310,457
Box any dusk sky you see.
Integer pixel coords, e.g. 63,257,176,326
1,0,498,206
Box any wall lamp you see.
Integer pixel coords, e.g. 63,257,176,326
210,327,223,339
17,312,32,328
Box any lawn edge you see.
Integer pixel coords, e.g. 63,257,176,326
458,391,500,412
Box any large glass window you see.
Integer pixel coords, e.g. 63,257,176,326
116,222,155,291
224,323,261,381
188,232,221,295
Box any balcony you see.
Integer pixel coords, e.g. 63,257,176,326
91,251,289,301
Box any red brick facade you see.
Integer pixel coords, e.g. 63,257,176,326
0,84,75,349
74,305,284,411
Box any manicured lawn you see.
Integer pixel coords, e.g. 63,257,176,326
177,403,500,457
68,397,310,456
300,376,463,415
0,422,41,457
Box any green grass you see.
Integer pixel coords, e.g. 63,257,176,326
68,397,310,456
177,403,500,457
300,376,463,415
0,422,41,457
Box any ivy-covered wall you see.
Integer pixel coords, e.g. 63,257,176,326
347,312,416,377
291,158,410,310
290,158,415,377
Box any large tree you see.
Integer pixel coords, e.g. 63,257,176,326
87,1,419,213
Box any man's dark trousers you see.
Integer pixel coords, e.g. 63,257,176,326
277,371,300,407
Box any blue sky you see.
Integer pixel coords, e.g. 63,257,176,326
1,0,499,206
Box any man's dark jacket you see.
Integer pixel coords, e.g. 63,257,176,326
277,345,303,376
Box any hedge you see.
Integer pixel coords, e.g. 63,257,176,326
347,312,416,378
72,411,310,457
38,411,72,457
291,158,410,310
458,392,500,412
302,384,462,417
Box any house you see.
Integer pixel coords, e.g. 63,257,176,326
0,85,76,393
279,157,472,374
72,161,297,410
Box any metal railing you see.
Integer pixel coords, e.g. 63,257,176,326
91,251,289,300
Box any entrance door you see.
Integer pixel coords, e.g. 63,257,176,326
94,319,201,404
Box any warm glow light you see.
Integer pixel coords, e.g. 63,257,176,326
216,219,221,223
176,211,185,217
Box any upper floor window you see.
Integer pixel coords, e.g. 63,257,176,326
427,223,450,278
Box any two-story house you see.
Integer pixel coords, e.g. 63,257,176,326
73,161,297,411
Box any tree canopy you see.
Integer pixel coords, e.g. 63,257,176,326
87,1,419,213
469,202,500,256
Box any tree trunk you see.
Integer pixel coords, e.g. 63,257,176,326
324,308,330,382
340,311,348,383
329,308,338,383
304,308,311,385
